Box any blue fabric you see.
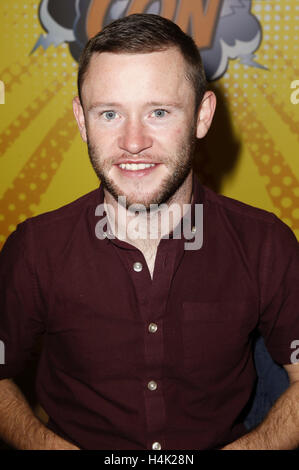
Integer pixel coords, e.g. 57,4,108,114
244,335,289,430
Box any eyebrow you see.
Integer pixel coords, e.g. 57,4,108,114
147,101,184,109
87,101,184,111
88,102,120,111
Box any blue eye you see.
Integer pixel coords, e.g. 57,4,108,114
103,111,117,120
153,109,167,118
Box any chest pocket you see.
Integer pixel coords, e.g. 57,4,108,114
182,301,258,374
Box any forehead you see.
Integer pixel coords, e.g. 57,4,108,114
81,48,195,106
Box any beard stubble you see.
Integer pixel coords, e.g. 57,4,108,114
87,124,197,210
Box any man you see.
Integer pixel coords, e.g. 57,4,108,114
0,14,298,450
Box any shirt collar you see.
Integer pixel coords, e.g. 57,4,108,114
94,172,204,249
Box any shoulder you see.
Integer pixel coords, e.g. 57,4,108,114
25,188,101,230
201,185,298,252
203,185,277,225
2,188,102,257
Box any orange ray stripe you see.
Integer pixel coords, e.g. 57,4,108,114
269,44,299,77
0,108,78,248
235,103,299,230
0,48,63,94
1,52,42,94
0,76,69,156
249,77,299,142
260,40,299,81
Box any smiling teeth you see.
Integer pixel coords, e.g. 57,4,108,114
119,163,156,171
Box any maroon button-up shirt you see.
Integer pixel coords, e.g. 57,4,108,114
0,174,298,450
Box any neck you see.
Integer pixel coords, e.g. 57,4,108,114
103,171,193,250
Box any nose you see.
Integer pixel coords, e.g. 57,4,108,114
118,118,153,155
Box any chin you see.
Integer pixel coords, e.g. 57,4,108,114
119,193,159,211
113,180,162,205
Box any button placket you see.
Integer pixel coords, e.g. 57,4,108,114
152,441,161,450
148,322,158,333
133,261,143,272
125,249,169,448
147,380,158,391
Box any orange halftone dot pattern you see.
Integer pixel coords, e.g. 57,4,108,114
257,88,299,141
273,46,299,77
0,78,69,155
238,105,299,230
1,58,37,93
0,108,77,247
249,43,299,140
0,50,51,94
249,80,299,144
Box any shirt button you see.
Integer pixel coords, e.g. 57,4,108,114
148,322,158,333
152,441,161,450
133,262,143,272
191,226,196,234
147,380,157,391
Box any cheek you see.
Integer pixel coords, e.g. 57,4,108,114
157,126,183,146
166,126,192,150
88,126,116,149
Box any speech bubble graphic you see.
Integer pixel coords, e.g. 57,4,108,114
201,0,266,80
32,0,266,81
31,0,77,53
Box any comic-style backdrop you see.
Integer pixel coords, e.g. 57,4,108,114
0,0,298,249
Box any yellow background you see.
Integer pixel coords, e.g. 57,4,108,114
0,0,298,250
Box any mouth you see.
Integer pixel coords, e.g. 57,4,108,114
115,162,160,177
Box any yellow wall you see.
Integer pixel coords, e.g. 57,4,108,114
0,0,298,250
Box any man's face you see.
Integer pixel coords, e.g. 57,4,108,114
74,48,200,209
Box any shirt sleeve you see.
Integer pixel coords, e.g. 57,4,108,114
0,221,45,379
258,216,299,365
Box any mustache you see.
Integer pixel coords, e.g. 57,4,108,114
87,144,167,166
113,155,162,164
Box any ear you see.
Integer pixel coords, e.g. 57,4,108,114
73,96,87,142
196,91,216,139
